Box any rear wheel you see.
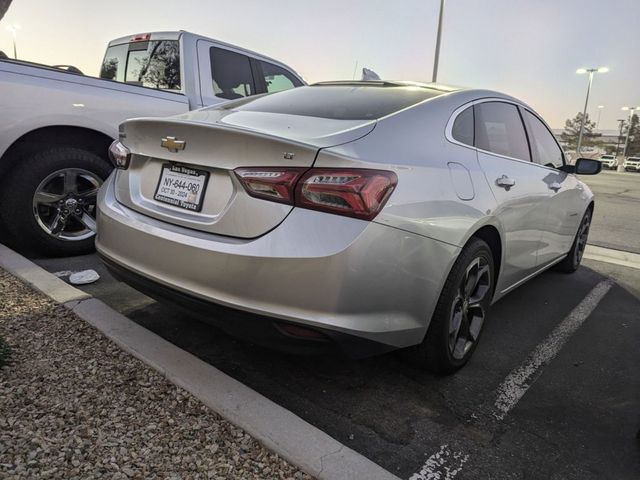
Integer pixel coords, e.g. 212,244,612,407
0,147,111,256
554,208,592,274
411,238,494,374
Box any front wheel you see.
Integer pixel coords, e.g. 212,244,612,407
411,238,495,374
0,147,112,257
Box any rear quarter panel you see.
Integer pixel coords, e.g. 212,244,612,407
315,92,502,249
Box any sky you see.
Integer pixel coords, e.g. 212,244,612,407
1,0,638,130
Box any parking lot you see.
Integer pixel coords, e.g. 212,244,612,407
582,170,640,254
30,170,640,479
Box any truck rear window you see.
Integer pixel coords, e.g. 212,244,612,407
100,40,181,91
225,84,443,120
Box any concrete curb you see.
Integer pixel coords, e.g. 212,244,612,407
0,244,90,303
0,244,400,480
584,245,640,270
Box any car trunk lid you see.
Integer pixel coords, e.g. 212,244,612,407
114,112,376,238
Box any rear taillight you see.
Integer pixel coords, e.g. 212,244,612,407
296,169,397,220
234,167,397,220
234,168,307,204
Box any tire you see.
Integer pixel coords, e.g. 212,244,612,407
0,147,112,257
553,208,592,274
410,238,495,374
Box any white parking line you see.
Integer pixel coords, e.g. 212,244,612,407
409,445,469,480
493,279,613,419
410,279,614,479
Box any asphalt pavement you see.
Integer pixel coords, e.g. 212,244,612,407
581,170,640,254
28,170,640,479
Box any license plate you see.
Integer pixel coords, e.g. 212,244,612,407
154,164,210,212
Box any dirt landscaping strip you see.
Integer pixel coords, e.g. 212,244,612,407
0,268,311,480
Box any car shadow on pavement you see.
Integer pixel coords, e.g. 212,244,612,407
124,264,640,478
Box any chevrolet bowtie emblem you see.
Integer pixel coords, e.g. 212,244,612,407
161,136,186,152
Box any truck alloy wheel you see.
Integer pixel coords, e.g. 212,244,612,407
32,168,102,241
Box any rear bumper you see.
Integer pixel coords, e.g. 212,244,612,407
101,253,396,357
96,174,459,350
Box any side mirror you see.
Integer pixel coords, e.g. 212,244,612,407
575,158,602,175
559,158,602,175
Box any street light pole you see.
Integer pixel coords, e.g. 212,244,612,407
575,67,608,155
5,24,19,59
615,118,625,158
622,106,637,158
432,0,445,83
596,105,604,129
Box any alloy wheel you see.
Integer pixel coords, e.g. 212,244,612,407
32,168,102,241
574,213,591,265
448,256,491,360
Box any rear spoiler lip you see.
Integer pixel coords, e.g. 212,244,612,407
120,115,378,150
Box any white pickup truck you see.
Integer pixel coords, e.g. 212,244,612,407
0,31,303,256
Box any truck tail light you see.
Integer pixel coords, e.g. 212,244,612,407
108,140,131,169
234,167,397,220
130,33,151,42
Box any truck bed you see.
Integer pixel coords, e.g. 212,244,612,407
0,58,188,104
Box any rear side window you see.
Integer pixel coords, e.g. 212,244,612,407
225,85,444,120
474,102,530,161
259,60,302,93
100,40,181,90
210,47,255,100
452,106,474,146
522,110,564,168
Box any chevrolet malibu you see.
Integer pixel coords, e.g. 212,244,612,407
97,82,601,373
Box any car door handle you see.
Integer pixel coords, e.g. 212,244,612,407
549,182,562,191
496,175,516,188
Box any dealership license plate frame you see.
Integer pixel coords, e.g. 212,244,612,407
154,163,210,212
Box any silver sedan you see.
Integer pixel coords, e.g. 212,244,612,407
97,81,601,373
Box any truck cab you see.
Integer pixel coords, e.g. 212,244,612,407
99,31,304,109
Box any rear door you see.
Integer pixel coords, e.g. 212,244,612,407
197,42,258,106
521,108,584,266
473,101,551,292
196,41,303,106
253,59,304,94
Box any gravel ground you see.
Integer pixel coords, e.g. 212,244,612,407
0,268,311,480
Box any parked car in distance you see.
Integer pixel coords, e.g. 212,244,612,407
598,154,617,169
0,31,303,256
96,82,601,373
623,156,640,172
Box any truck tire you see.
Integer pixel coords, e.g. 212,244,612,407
0,147,112,257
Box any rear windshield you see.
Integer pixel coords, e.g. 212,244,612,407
100,40,181,91
223,85,443,120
